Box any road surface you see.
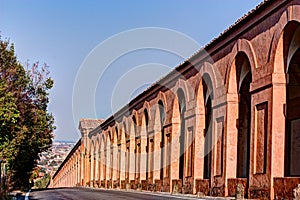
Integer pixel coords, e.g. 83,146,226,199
29,187,203,200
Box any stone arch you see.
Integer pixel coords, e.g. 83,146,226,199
276,20,300,176
271,4,300,73
141,106,150,137
140,101,152,130
198,62,221,98
174,78,193,104
108,127,113,142
226,39,257,89
275,21,300,74
226,51,253,189
153,97,167,132
156,91,168,114
114,125,119,142
170,84,189,143
193,66,218,182
154,99,164,124
140,101,151,129
122,117,129,140
131,113,138,138
227,52,252,94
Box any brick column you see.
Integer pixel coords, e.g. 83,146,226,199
140,134,147,181
94,152,99,186
112,143,118,184
153,125,161,181
170,122,180,181
270,74,286,198
120,139,126,184
106,141,111,184
129,136,136,182
224,93,238,195
90,152,94,187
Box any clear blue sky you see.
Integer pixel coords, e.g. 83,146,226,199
0,0,262,142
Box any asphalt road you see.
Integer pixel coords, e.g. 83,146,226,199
28,187,201,200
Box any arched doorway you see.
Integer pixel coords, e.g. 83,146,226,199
235,53,252,179
158,100,166,180
202,74,213,180
108,131,113,183
144,109,150,181
286,47,300,176
177,89,186,181
115,127,121,183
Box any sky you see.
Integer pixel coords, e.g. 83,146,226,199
0,0,262,142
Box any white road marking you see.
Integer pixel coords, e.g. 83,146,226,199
25,189,31,200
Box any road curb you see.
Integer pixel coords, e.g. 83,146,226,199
83,187,233,199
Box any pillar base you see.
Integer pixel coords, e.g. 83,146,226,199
141,180,147,190
120,180,126,189
248,186,270,199
183,177,193,194
154,179,163,192
274,177,300,199
195,179,210,196
172,179,183,194
227,178,247,197
162,177,170,192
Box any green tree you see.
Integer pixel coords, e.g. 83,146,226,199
0,36,55,191
34,173,51,189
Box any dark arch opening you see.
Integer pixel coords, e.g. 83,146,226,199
132,116,137,135
115,127,119,140
123,121,130,181
115,127,121,181
235,53,252,179
144,109,150,180
108,131,113,181
202,74,213,180
132,115,140,181
108,131,112,141
144,109,149,127
177,89,186,181
123,122,127,138
285,47,300,176
158,100,165,180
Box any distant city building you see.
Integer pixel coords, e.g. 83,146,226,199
38,141,75,176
